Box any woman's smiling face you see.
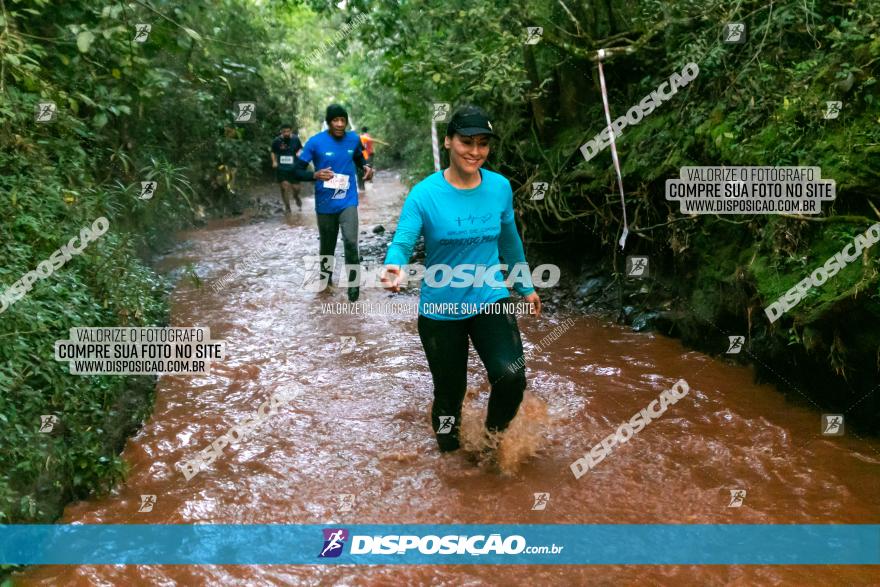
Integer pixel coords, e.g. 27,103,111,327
445,133,490,174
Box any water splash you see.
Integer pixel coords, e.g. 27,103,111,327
459,387,550,475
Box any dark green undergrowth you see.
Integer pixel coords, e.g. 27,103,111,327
0,0,315,547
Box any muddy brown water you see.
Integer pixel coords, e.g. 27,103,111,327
16,172,880,585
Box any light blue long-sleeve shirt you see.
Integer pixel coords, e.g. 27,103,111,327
384,169,535,320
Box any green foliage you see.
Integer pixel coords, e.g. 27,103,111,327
0,0,308,526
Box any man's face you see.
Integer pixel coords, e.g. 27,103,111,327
329,116,347,138
281,128,292,139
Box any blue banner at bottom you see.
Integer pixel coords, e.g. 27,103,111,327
1,524,878,565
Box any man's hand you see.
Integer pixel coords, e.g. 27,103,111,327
271,159,278,169
314,168,334,181
380,265,403,292
523,292,542,317
363,165,374,181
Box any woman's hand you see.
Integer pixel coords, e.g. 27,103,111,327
380,265,403,292
523,292,541,317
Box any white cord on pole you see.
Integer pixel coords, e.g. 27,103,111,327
597,49,629,250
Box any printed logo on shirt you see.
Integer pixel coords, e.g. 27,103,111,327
437,233,499,246
455,214,493,226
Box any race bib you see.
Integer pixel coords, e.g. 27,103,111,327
324,174,350,191
279,155,294,165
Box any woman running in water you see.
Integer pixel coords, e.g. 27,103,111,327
381,105,541,453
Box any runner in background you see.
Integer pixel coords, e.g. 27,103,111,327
292,104,373,302
270,124,303,213
380,105,541,455
357,126,374,192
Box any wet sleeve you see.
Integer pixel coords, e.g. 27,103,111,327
384,193,423,267
292,139,316,181
352,142,366,170
297,138,314,165
498,181,535,296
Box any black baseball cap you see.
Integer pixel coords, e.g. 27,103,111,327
446,105,496,137
325,103,348,122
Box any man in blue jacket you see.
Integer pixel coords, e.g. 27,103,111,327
294,104,373,302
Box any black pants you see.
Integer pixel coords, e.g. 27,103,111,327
417,298,527,452
316,206,359,285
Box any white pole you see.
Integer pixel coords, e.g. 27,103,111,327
597,48,629,250
431,120,441,172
